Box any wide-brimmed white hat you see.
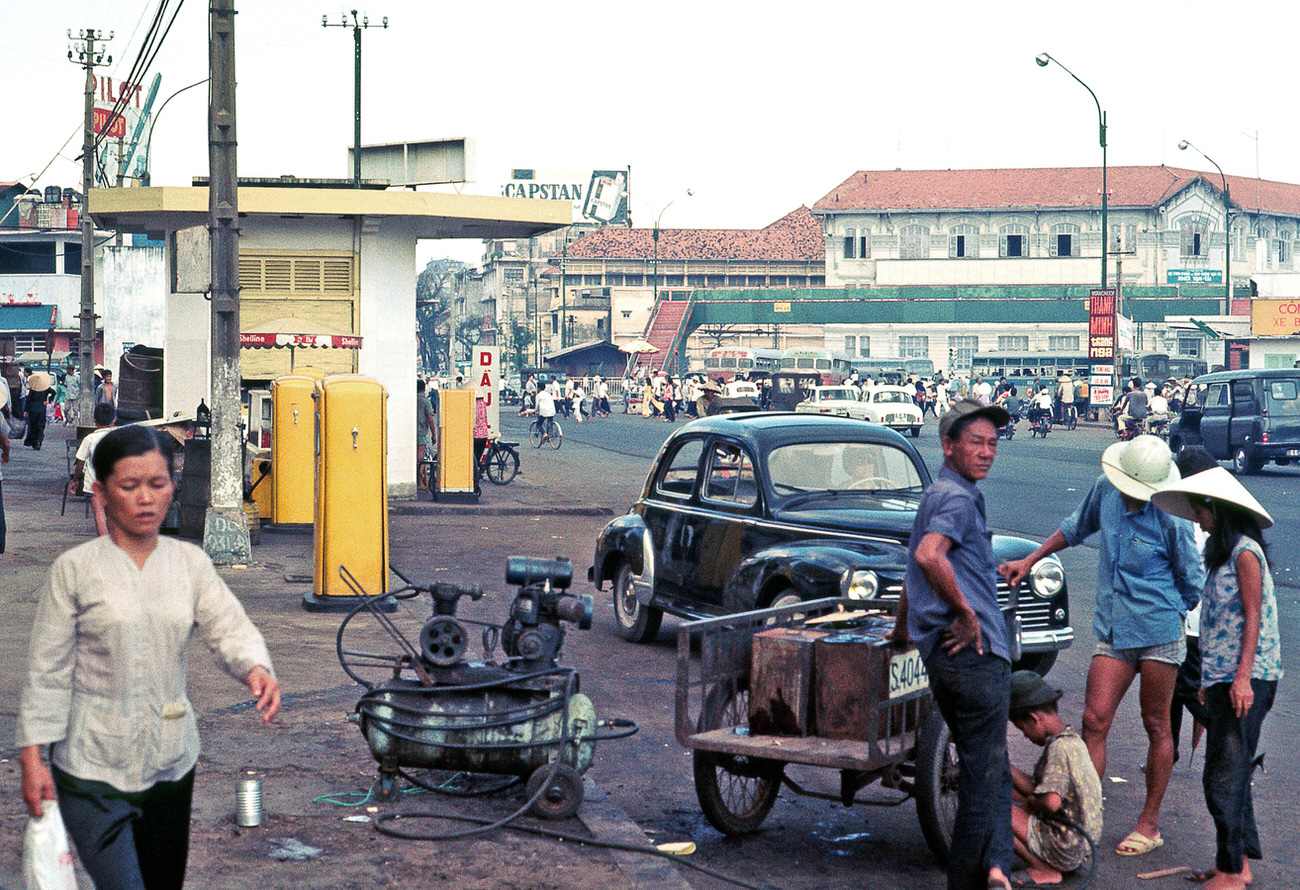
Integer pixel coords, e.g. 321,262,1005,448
27,372,54,393
1101,435,1179,501
1151,466,1273,529
698,381,723,394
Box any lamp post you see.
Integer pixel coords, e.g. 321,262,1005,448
323,9,387,188
1036,52,1108,288
1178,140,1232,307
652,189,693,305
142,78,208,186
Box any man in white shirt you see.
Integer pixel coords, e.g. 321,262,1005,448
70,403,117,535
535,387,557,440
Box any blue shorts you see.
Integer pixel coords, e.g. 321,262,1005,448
1094,636,1185,667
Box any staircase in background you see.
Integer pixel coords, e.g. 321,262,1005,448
626,295,695,377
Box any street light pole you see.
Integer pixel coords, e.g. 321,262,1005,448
652,189,694,306
323,10,387,188
142,78,208,186
1036,53,1108,288
1179,140,1232,308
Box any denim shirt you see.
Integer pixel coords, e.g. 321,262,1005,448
1060,476,1204,650
905,466,1009,663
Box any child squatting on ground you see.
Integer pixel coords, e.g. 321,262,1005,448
1008,670,1104,886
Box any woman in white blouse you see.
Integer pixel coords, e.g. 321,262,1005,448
18,424,280,889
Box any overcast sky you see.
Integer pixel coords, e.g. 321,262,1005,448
5,0,1297,266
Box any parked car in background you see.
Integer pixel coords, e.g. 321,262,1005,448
722,380,760,400
793,385,870,420
589,413,1072,674
860,385,923,437
1170,368,1300,474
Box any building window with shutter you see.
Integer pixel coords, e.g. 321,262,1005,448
900,225,931,259
949,225,979,258
1180,215,1210,258
1000,224,1028,258
858,233,869,258
1049,223,1080,258
843,228,856,260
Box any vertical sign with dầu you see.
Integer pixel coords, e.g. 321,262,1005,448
476,347,500,437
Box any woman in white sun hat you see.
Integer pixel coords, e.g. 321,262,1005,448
1001,434,1204,857
1151,468,1279,890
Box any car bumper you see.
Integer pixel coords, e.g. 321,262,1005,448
1020,626,1074,653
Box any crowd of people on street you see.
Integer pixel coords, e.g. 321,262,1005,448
896,398,1280,890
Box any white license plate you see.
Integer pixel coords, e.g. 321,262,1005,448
888,649,930,699
1288,449,1300,458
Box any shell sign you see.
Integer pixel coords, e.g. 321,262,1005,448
1250,300,1300,335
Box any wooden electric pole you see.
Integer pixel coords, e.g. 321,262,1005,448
204,0,251,563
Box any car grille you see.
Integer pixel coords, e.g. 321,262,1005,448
998,581,1054,631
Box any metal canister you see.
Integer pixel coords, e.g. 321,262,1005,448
236,778,263,827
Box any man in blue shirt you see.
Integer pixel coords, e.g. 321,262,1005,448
895,398,1013,890
1002,435,1203,858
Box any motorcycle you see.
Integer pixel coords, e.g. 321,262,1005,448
1143,413,1172,441
1029,411,1052,438
997,413,1018,440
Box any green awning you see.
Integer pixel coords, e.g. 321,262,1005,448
1189,317,1221,339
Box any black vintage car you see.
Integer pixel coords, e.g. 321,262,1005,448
589,413,1072,673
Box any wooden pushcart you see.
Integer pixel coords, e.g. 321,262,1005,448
675,598,958,862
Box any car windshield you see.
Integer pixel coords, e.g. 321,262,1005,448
873,390,913,404
766,441,924,495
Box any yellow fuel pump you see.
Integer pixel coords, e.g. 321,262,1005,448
304,375,390,611
269,375,319,527
437,387,477,502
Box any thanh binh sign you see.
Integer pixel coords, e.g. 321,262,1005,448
1088,289,1117,361
1251,299,1300,335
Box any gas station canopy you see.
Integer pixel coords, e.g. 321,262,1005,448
89,184,570,241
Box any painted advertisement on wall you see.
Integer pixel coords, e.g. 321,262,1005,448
503,168,631,226
93,74,160,187
474,346,500,437
1251,299,1300,336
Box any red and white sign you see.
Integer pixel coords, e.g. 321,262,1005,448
239,332,362,349
475,347,500,437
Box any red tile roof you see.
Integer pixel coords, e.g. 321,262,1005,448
811,166,1300,218
561,205,824,262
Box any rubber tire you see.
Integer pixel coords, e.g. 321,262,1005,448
1233,445,1261,476
486,447,519,484
1013,650,1058,677
548,421,564,450
612,562,662,643
693,682,782,836
529,422,545,448
915,705,959,866
526,763,584,820
767,589,804,610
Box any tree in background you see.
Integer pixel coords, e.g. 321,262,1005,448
453,318,483,366
506,317,534,376
416,258,465,373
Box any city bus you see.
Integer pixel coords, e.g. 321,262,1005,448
969,351,1092,382
702,346,782,382
849,357,934,384
1119,352,1207,383
780,348,852,385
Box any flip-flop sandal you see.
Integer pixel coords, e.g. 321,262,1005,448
1185,871,1216,882
1116,830,1164,856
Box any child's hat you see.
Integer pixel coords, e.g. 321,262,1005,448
1009,670,1063,717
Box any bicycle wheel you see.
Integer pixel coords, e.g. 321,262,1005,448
529,421,544,448
486,446,519,484
548,421,563,449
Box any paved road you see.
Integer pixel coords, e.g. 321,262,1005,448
493,408,1300,888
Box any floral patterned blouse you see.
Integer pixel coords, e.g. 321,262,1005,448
1200,536,1283,686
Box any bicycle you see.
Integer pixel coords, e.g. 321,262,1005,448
481,438,520,484
529,417,563,450
1063,403,1078,431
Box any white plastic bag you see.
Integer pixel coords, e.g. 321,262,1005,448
23,800,77,890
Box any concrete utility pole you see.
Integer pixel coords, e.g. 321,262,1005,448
204,0,251,564
323,10,387,188
68,27,112,428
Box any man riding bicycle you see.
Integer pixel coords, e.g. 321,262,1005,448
535,386,557,440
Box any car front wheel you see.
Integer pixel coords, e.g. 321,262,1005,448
613,562,662,643
1233,445,1262,475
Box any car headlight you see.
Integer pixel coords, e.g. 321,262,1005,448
1030,559,1065,599
843,569,879,600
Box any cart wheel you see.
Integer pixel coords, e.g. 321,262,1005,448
915,706,959,865
526,763,584,820
693,681,782,836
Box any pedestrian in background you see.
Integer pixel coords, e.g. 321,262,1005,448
23,372,54,450
892,399,1014,890
1151,469,1281,890
1002,435,1203,857
18,425,280,890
